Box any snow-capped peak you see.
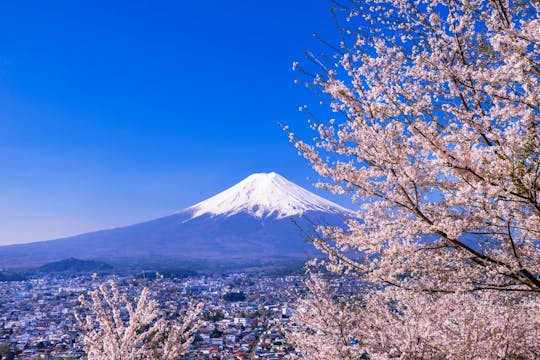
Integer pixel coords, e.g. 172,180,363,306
186,172,349,220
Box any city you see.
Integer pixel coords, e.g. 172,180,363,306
0,272,311,360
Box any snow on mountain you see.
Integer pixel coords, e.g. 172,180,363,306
186,172,348,220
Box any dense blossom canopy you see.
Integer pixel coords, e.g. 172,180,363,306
292,0,540,293
288,0,540,358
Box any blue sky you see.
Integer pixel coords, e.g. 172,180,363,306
0,1,348,245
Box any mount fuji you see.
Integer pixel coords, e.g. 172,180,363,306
0,172,351,270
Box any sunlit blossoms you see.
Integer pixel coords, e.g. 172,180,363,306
75,279,202,360
288,0,540,358
289,274,540,359
292,0,540,293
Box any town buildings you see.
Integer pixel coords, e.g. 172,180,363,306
0,272,306,359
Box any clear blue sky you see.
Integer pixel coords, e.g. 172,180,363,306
0,0,348,245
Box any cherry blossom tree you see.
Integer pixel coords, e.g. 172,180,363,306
287,0,540,358
75,278,202,360
290,0,540,294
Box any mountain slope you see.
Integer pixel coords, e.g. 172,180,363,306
34,258,113,274
0,172,350,269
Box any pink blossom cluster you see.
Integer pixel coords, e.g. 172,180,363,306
76,279,202,360
288,0,540,358
290,0,540,294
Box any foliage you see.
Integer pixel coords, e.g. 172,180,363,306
75,278,202,360
223,291,246,302
0,344,15,360
210,328,223,339
203,309,225,322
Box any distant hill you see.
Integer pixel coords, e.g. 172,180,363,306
0,271,26,281
0,172,352,270
35,257,113,274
